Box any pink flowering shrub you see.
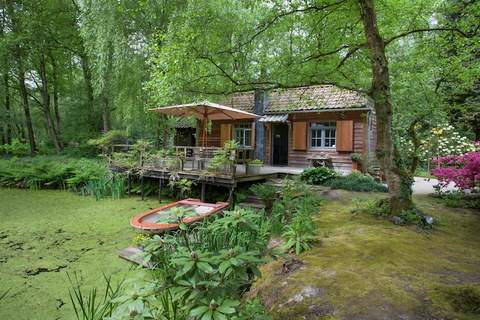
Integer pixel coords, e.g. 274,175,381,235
431,151,480,191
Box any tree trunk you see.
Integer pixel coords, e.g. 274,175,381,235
358,0,414,214
49,52,61,136
101,91,111,132
39,51,63,152
6,1,36,154
80,53,97,128
16,50,37,155
3,70,12,145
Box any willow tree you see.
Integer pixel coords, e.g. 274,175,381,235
147,0,473,214
76,0,185,135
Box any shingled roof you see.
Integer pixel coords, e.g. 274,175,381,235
218,92,255,113
265,85,370,114
215,85,370,114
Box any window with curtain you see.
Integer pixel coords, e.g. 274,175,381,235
310,122,336,148
234,123,252,147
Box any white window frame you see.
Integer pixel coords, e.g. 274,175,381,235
234,123,252,147
310,122,336,149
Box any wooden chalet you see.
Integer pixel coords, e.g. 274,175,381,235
177,85,376,174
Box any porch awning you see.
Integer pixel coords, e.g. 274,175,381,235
258,114,289,123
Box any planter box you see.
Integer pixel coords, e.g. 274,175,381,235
246,164,262,175
352,161,362,172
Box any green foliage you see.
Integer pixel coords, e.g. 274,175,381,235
351,198,390,218
0,139,30,156
434,285,480,314
156,206,197,225
434,191,480,210
109,206,273,319
282,212,317,255
168,178,194,200
80,173,126,200
132,234,150,247
68,273,123,320
208,140,238,173
249,183,278,202
87,131,127,154
300,167,337,185
350,153,362,163
249,159,263,165
327,172,388,192
0,156,125,199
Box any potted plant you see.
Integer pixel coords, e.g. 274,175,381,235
208,140,238,175
351,153,363,171
246,159,263,175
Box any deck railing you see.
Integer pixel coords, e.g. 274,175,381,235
109,144,255,178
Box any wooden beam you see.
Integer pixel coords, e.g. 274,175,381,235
201,183,206,202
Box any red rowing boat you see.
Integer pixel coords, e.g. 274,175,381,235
130,198,229,233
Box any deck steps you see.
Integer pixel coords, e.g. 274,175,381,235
237,202,266,210
118,246,153,268
237,194,267,210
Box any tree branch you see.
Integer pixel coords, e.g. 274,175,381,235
215,0,349,55
385,27,472,45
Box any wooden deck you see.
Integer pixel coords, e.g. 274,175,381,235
111,164,304,205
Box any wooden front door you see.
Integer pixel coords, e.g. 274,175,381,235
272,124,288,165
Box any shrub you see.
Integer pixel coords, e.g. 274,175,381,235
328,171,387,192
0,156,124,199
434,191,480,210
208,140,238,172
300,167,337,185
282,212,317,255
249,183,278,201
168,177,194,199
0,139,30,156
350,153,362,162
87,130,127,154
351,198,390,217
431,151,480,191
434,285,480,314
106,207,272,319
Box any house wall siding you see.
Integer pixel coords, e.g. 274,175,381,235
287,111,367,173
197,111,369,173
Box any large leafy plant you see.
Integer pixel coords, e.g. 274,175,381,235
282,212,317,255
208,140,238,173
300,167,337,185
108,207,272,319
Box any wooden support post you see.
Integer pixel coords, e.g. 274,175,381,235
127,173,131,197
201,183,206,202
158,178,162,202
228,186,235,208
140,175,144,201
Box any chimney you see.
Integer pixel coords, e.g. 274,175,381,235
253,90,267,161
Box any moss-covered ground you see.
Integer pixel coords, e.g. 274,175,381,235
0,188,164,320
253,191,480,320
2,188,479,320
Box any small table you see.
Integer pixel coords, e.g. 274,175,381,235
307,155,333,169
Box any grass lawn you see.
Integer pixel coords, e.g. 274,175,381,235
0,188,164,320
253,191,480,320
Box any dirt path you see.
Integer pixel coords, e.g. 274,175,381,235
412,177,457,194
